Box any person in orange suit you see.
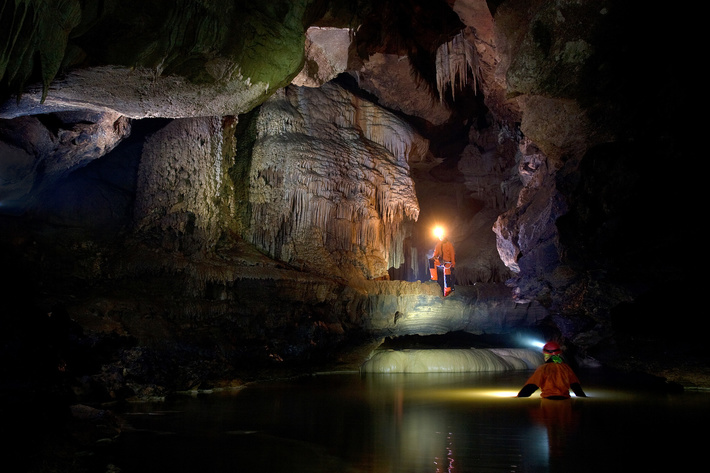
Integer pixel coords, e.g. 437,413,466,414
517,341,587,399
429,227,456,296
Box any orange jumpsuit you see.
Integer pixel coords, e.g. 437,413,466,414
429,238,456,295
433,239,455,269
517,361,586,399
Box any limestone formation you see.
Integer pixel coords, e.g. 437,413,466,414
246,82,424,281
0,0,697,408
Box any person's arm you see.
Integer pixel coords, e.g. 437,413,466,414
571,382,587,397
517,384,538,397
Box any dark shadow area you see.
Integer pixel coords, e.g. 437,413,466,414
379,330,543,350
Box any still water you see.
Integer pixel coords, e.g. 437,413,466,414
112,370,707,472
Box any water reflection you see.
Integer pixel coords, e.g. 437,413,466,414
527,398,582,471
112,371,708,473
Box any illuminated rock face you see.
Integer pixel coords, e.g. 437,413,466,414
362,282,548,340
361,348,542,373
246,82,425,281
353,53,453,126
292,27,351,88
132,116,239,253
0,0,313,119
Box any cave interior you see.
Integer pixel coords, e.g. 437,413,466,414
0,0,699,427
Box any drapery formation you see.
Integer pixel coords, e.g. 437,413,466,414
246,82,426,280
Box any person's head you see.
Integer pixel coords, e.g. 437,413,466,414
433,225,446,241
542,341,562,361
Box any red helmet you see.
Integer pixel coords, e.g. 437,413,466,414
542,341,562,355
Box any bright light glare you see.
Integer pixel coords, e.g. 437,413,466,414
516,335,545,349
453,389,524,399
416,388,522,401
480,390,521,398
433,226,445,239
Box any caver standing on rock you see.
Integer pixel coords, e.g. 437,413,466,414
517,341,587,399
429,226,456,297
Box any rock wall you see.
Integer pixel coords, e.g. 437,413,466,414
0,111,130,216
132,116,239,253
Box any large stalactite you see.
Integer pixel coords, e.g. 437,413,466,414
244,82,426,281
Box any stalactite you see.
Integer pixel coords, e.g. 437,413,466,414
435,31,479,102
246,82,425,279
351,98,429,164
410,246,419,279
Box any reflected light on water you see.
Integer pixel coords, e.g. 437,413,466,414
415,385,522,399
389,385,553,473
401,387,521,401
112,372,708,473
410,386,626,401
468,388,620,399
448,388,521,399
478,389,521,398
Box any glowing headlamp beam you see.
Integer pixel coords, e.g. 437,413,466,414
433,226,445,240
515,335,545,349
